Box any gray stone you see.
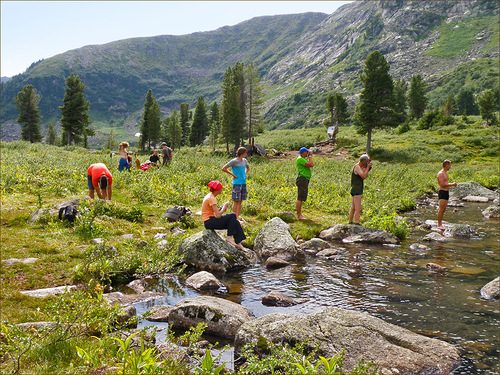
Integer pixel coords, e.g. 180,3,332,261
28,208,49,223
482,205,500,219
92,238,104,244
253,217,302,261
316,249,340,258
170,226,186,235
156,342,189,363
342,230,399,245
154,233,167,239
462,195,489,203
409,244,430,251
127,279,147,294
262,291,297,307
185,271,225,291
121,234,134,239
157,239,168,249
168,296,254,339
179,230,252,273
480,277,500,300
145,306,174,322
2,257,38,266
451,182,497,200
17,322,58,330
422,232,448,242
116,305,137,328
443,224,477,239
235,308,460,374
103,291,163,306
299,238,331,254
426,263,447,273
264,257,290,269
319,224,367,241
20,285,77,298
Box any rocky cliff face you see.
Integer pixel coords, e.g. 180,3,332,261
1,0,498,138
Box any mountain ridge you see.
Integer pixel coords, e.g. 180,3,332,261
1,1,498,142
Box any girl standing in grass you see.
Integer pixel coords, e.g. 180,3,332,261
118,141,130,172
222,147,250,220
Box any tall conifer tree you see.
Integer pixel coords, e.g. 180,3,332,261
180,103,190,146
208,102,220,151
16,84,42,143
245,63,263,144
408,75,427,119
60,75,90,145
140,89,161,150
189,96,208,146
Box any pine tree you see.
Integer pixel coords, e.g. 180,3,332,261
477,89,498,126
326,92,350,127
60,75,90,145
233,62,246,146
180,103,190,146
221,66,241,152
408,75,427,119
353,51,397,154
16,84,42,143
189,96,208,146
392,79,408,122
166,111,182,149
140,89,161,150
245,63,263,144
208,102,220,151
442,95,456,117
46,122,57,145
456,88,479,115
106,129,116,150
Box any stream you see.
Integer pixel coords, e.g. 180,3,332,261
133,201,499,374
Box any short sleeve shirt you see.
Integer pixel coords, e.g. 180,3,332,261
227,158,249,185
201,193,217,221
296,156,311,180
87,163,113,188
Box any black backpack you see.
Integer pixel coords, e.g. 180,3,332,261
58,204,78,223
163,206,191,222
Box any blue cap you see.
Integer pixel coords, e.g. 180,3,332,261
299,147,309,154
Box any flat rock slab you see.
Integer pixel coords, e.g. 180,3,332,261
264,257,290,269
235,307,460,375
462,195,489,203
409,244,430,251
316,249,341,258
299,238,331,255
168,296,254,339
2,257,38,266
261,291,297,307
422,232,449,242
145,306,174,322
480,277,500,300
320,224,399,244
451,182,497,200
20,285,77,298
482,205,500,219
342,231,399,245
103,291,163,306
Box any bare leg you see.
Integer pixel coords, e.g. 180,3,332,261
233,200,242,218
437,199,448,229
296,200,305,220
348,197,355,223
352,195,362,224
88,189,95,199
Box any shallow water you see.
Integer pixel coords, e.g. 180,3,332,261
135,201,500,374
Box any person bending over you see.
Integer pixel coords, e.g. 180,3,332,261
201,180,246,250
87,163,113,200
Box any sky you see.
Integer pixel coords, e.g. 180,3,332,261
1,1,352,77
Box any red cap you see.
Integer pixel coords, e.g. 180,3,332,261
207,180,223,191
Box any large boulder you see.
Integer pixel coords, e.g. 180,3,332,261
299,238,331,255
235,308,460,374
179,230,252,273
480,277,500,300
319,224,399,245
451,182,497,201
482,205,500,219
253,217,302,261
167,296,253,339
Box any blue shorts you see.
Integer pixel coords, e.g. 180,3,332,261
232,184,247,201
87,175,93,190
118,158,130,172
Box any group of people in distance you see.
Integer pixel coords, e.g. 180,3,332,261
86,141,458,250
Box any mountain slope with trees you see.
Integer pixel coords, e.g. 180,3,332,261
0,0,498,139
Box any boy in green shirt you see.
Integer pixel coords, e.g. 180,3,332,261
296,147,314,220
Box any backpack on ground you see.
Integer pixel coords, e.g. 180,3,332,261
163,206,191,222
58,204,78,223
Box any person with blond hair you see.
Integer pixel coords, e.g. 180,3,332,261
201,180,246,250
222,146,250,219
118,141,130,172
348,154,372,225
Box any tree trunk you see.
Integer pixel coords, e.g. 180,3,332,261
366,128,372,155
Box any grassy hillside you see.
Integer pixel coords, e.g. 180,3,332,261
1,117,499,373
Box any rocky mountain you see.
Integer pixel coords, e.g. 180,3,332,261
1,0,498,141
